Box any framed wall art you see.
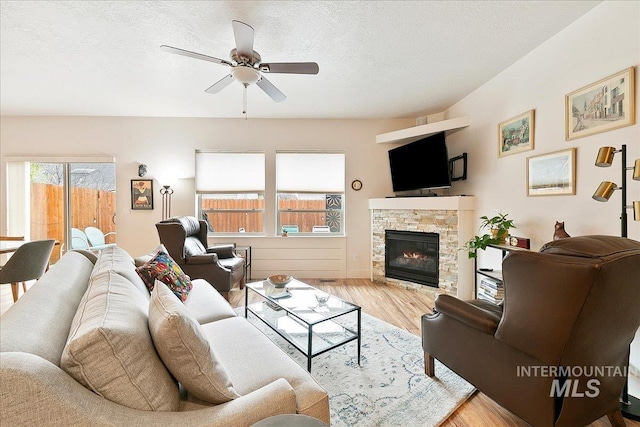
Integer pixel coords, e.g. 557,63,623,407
526,148,576,197
131,179,154,210
498,109,535,158
565,66,635,140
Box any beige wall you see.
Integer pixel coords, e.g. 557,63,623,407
0,116,413,278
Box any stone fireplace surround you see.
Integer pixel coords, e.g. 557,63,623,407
369,197,475,299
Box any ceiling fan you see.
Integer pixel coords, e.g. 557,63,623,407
161,20,319,114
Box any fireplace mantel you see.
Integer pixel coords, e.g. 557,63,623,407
369,196,475,299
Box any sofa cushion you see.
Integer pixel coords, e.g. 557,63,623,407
60,270,180,411
93,245,150,299
136,248,192,301
148,281,240,404
200,317,329,420
72,249,99,263
0,251,95,365
184,279,237,324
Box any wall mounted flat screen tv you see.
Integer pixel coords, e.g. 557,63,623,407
388,131,451,193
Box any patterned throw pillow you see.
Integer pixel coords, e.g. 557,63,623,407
136,249,192,301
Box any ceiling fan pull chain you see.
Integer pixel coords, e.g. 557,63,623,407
243,83,248,119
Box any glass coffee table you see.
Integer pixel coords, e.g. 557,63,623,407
244,278,361,372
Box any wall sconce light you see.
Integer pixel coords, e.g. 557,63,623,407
138,164,147,177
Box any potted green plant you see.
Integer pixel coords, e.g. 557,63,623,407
479,213,515,244
462,213,516,259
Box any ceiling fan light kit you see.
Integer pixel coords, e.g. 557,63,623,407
231,66,261,85
161,20,318,115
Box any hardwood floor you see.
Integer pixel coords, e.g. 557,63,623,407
3,278,638,427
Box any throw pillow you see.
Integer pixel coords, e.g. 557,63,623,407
61,271,180,411
149,281,241,404
136,247,192,301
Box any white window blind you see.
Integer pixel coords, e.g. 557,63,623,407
276,152,345,193
196,152,265,193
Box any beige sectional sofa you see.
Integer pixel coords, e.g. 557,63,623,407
0,246,329,426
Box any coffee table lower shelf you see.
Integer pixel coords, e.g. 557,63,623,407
244,282,361,372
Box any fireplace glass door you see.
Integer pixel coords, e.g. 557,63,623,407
385,230,439,287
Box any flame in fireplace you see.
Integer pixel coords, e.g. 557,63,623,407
403,251,428,261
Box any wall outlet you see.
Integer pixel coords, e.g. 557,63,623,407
489,208,501,216
353,254,359,262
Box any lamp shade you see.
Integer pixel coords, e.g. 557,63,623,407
595,146,616,167
592,181,618,202
634,159,640,181
634,201,640,221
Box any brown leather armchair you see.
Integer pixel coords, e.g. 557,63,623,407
156,216,245,300
422,235,640,427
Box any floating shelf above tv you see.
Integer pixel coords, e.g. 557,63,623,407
376,116,470,144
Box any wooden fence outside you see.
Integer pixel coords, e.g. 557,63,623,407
203,199,329,233
279,199,328,233
203,199,264,233
30,183,116,261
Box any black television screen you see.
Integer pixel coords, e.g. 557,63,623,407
388,131,451,193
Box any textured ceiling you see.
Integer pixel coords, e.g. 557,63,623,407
0,1,601,119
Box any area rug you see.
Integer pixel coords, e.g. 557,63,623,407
236,308,475,426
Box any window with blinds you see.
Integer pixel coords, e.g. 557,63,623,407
195,151,265,234
276,152,345,236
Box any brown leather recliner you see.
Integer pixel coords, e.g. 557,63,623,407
156,216,245,300
422,235,640,427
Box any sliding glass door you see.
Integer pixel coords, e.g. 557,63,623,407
5,159,116,262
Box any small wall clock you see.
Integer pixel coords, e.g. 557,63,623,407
351,179,363,191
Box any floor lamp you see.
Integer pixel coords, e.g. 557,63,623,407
592,143,640,421
159,182,174,221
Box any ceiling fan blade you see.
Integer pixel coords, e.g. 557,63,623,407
204,74,235,94
260,62,319,75
232,20,254,60
256,76,286,102
161,45,233,66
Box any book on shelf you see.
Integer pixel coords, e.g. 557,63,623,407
480,278,502,292
477,293,503,303
478,288,503,298
478,281,502,290
478,287,503,297
478,277,504,303
477,292,504,303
